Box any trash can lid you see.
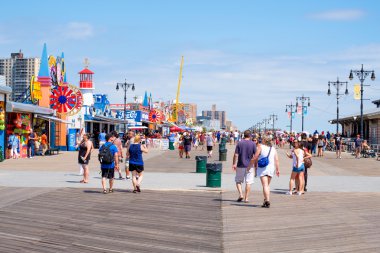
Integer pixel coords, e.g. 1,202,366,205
206,162,223,171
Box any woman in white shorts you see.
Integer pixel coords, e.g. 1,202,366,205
254,137,280,208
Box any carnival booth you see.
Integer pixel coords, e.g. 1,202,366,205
5,101,54,158
0,86,12,161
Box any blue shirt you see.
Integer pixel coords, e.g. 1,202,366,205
235,139,257,168
129,143,144,166
99,133,106,142
8,135,19,148
100,142,118,169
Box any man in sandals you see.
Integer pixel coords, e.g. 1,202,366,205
232,130,257,203
99,133,119,194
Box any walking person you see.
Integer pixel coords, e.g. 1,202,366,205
199,132,205,151
317,136,324,157
129,134,148,193
125,130,135,179
8,133,20,159
354,134,363,159
40,130,48,155
27,129,37,158
232,130,257,203
301,134,312,192
334,133,343,159
98,133,119,194
98,129,106,148
78,133,93,183
183,131,192,159
112,131,124,179
206,132,214,158
178,134,184,158
249,136,280,208
286,140,312,195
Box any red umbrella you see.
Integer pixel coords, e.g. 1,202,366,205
170,126,184,132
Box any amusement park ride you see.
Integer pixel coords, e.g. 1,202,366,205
169,56,192,126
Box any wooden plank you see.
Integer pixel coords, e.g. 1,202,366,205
0,188,223,253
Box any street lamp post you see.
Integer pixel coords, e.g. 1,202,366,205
349,64,375,139
328,77,348,134
116,79,135,133
269,114,278,133
296,95,311,132
262,119,267,133
285,102,296,133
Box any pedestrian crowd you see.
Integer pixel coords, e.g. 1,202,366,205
75,129,148,194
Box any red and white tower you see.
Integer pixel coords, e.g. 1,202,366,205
79,59,94,107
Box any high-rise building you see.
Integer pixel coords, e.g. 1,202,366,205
202,104,227,129
183,103,197,123
0,50,40,100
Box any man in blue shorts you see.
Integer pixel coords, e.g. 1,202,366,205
99,133,119,193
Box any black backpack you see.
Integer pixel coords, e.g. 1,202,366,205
98,142,114,164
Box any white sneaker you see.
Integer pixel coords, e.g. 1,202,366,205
285,191,293,195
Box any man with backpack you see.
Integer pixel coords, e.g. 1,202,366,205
98,133,119,194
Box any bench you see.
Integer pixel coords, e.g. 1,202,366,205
47,148,59,155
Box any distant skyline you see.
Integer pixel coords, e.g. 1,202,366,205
1,0,380,132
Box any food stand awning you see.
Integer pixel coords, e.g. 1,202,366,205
35,114,72,124
6,101,54,115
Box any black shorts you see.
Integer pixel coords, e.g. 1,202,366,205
101,168,114,179
184,145,191,152
129,163,144,173
207,146,213,151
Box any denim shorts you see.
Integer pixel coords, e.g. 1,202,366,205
292,164,305,173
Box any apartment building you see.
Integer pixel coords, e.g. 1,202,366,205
0,51,40,100
202,104,227,129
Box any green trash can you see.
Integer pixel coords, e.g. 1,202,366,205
219,149,227,161
0,146,4,162
219,143,226,151
220,137,227,144
206,163,222,187
195,156,207,173
169,141,175,150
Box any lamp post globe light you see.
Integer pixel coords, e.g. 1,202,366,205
349,64,375,139
116,79,135,133
285,102,296,133
327,77,348,134
269,113,278,133
296,95,311,132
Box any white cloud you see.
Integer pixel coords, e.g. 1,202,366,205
309,9,365,21
64,22,94,40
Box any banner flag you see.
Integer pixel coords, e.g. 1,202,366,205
288,112,291,119
354,84,360,100
303,106,308,115
292,112,295,119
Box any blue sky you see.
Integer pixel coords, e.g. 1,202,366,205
1,0,380,132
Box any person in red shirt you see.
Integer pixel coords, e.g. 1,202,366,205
40,130,48,156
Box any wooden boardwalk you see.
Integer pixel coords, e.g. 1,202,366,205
0,187,222,253
1,187,380,252
222,191,380,253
